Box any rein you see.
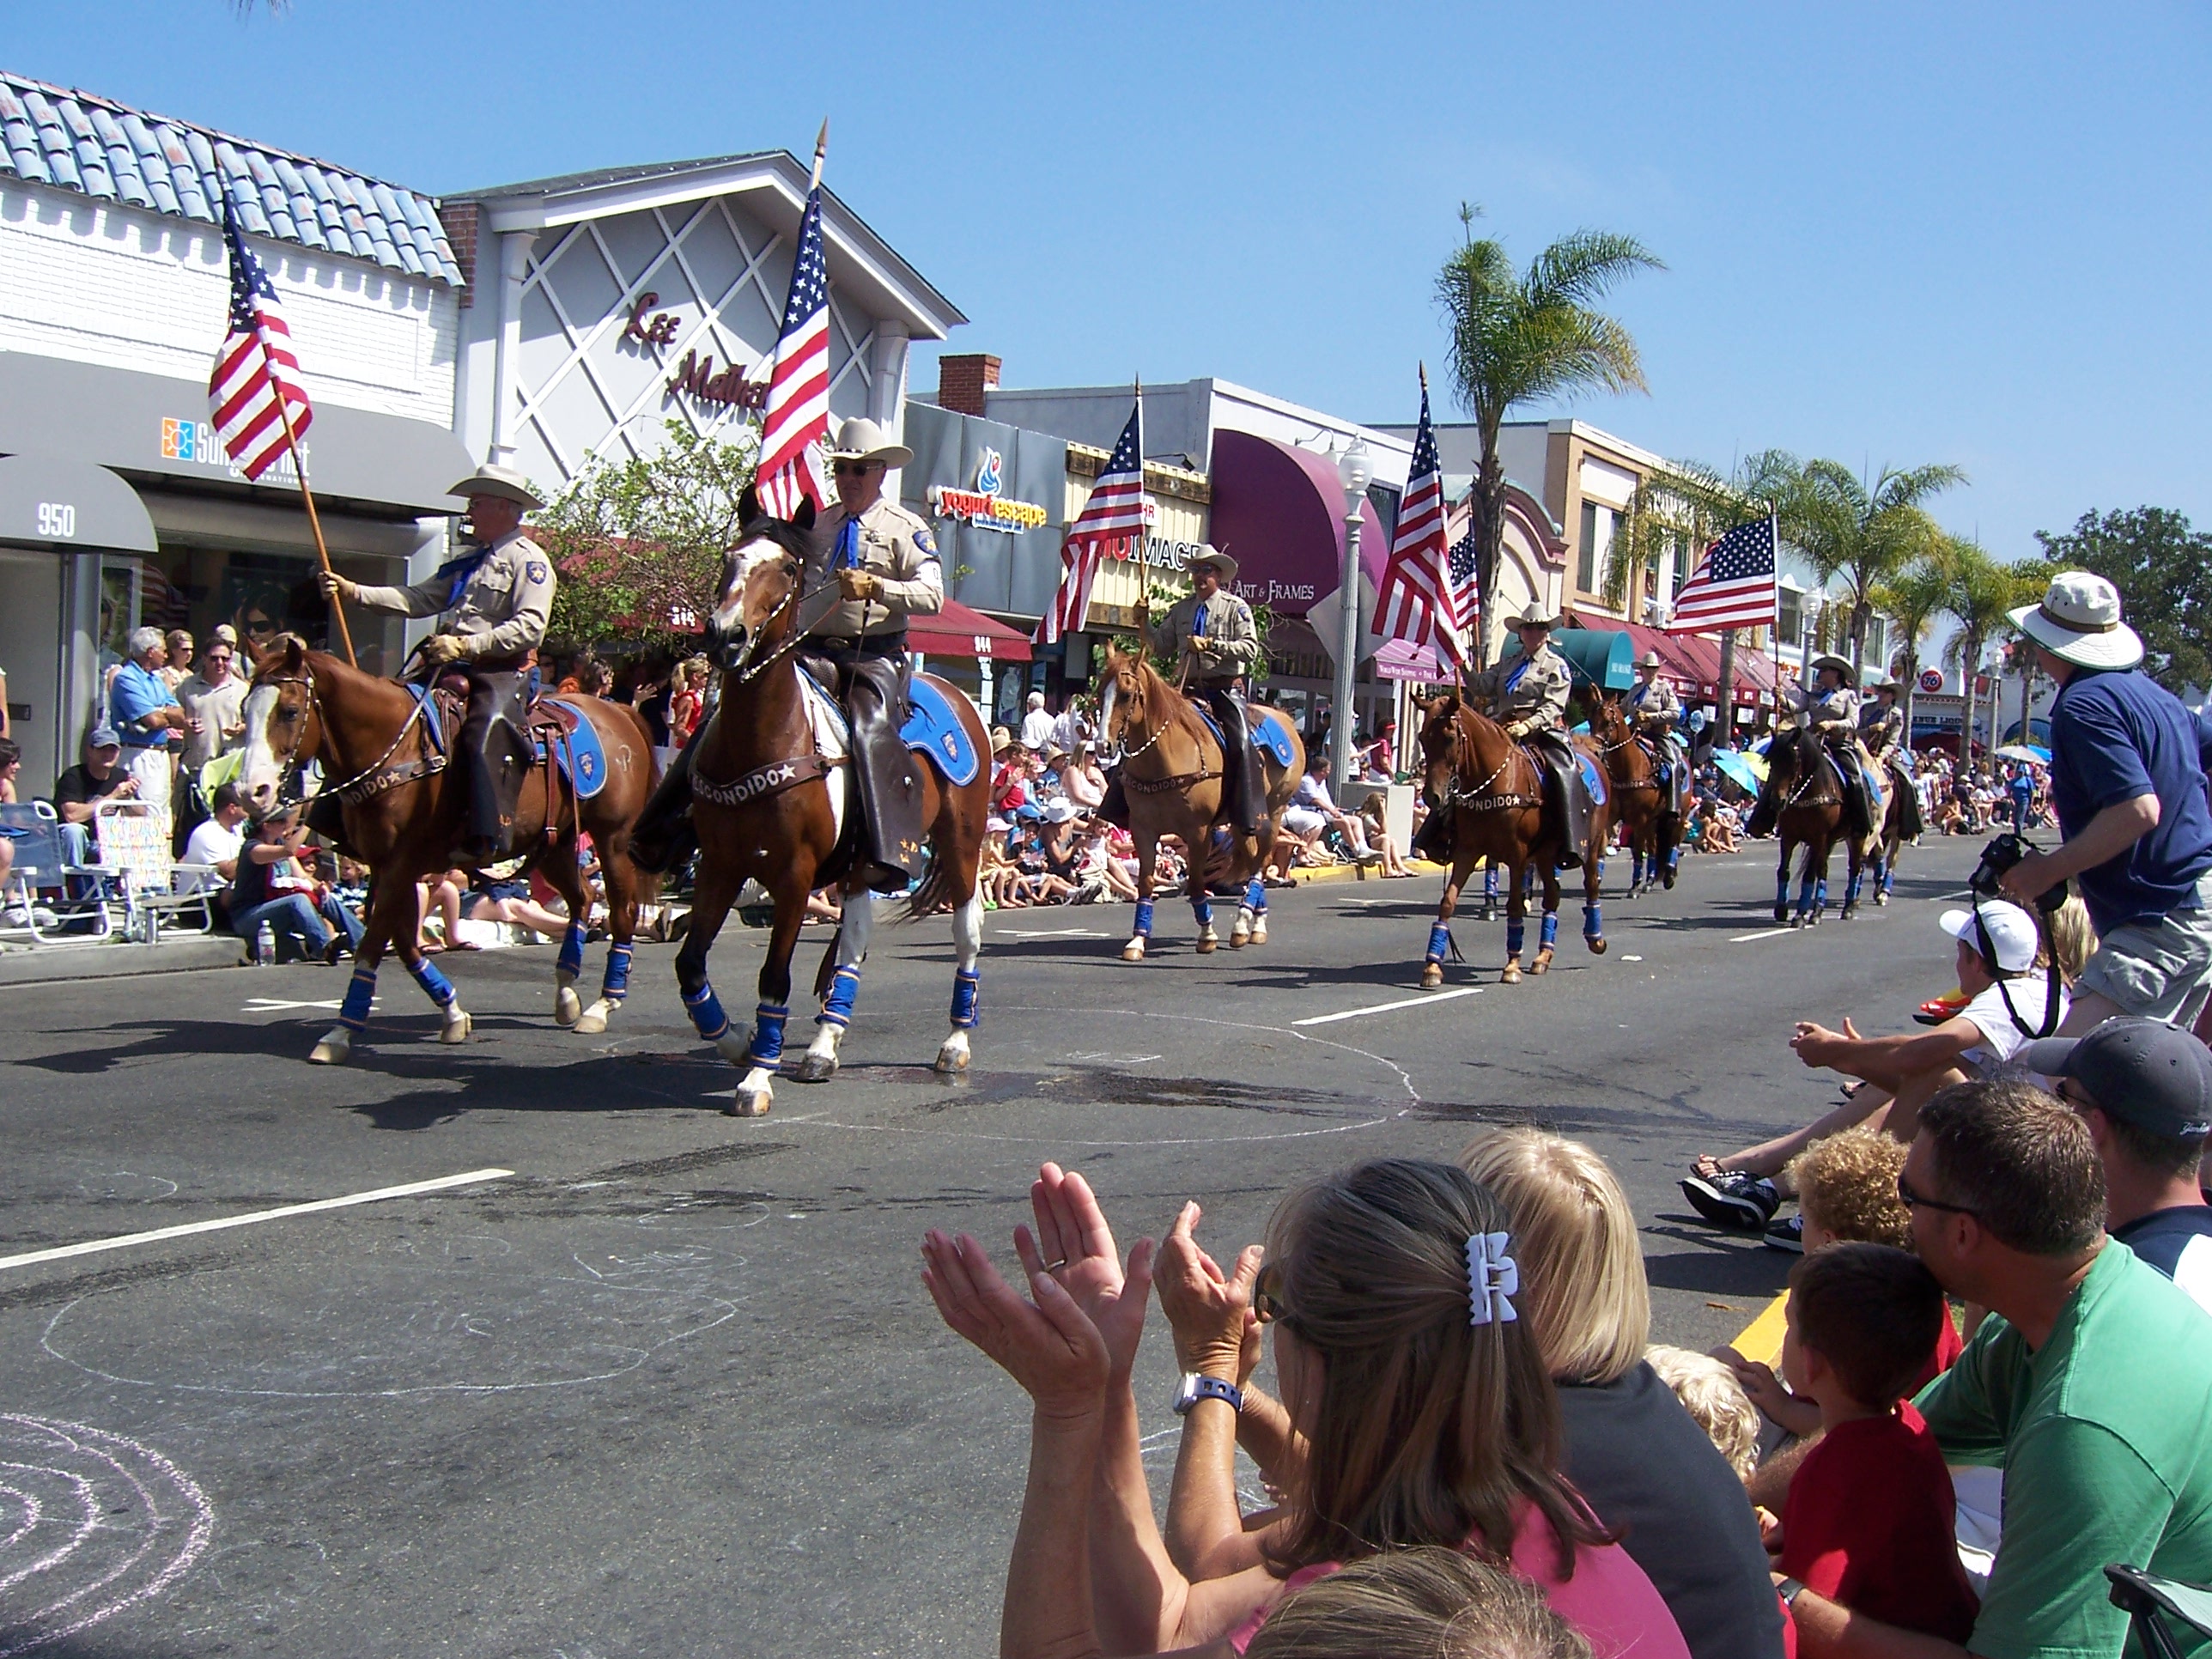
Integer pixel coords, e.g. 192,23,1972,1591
1439,714,1540,812
693,570,847,811
260,666,445,807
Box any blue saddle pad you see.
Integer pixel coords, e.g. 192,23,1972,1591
534,698,611,800
900,675,981,787
1863,759,1885,820
1575,750,1608,808
1188,702,1296,769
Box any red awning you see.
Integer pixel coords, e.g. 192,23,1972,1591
1616,622,1776,704
909,598,1034,662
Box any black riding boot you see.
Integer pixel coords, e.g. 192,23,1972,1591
844,654,927,893
630,720,706,874
1413,801,1453,863
1205,687,1263,834
1098,765,1131,830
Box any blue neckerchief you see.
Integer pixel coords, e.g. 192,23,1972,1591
1504,654,1531,693
1192,600,1208,639
836,518,863,570
437,548,491,609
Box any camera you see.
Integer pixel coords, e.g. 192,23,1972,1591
1969,831,2068,915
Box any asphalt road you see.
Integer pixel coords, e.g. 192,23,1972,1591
0,837,1981,1657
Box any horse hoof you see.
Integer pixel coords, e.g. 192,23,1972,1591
1249,921,1267,946
1421,963,1444,989
554,983,581,1028
1121,939,1147,963
1195,937,1218,955
1662,871,1677,890
794,1051,839,1084
441,1010,472,1045
573,1000,612,1036
1502,962,1523,985
1875,893,1890,908
1587,935,1607,955
1529,948,1554,976
934,1041,971,1075
726,1089,772,1118
308,1030,350,1066
1229,924,1249,949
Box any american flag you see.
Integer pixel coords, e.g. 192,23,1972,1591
1666,514,1778,635
754,182,830,519
1374,376,1463,665
209,196,313,481
1447,519,1480,633
1040,398,1150,643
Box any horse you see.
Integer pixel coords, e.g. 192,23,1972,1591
672,492,992,1118
1760,724,1896,926
235,637,658,1064
1589,693,1683,898
1413,694,1612,988
1095,642,1302,961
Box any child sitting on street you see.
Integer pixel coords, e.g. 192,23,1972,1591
1770,1244,1979,1644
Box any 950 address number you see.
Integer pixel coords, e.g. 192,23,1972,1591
35,501,77,538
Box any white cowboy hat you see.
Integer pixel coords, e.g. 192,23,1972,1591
825,417,913,469
1637,650,1663,669
446,462,544,513
2008,571,2144,672
1809,653,1856,688
1188,547,1238,582
1510,609,1557,632
1044,797,1078,823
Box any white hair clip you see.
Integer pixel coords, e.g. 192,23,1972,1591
1467,1231,1519,1327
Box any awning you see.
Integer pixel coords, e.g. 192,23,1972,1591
0,454,159,552
911,598,1033,662
1616,622,1778,704
1208,429,1387,617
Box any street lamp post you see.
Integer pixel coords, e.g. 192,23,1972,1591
1332,439,1372,788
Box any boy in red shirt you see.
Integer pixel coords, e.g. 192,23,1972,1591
1771,1243,1979,1644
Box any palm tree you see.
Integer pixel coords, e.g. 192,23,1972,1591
1437,204,1663,668
1869,546,1951,742
1764,457,1966,685
1940,538,2024,776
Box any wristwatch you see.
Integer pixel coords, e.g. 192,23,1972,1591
1172,1373,1243,1415
1777,1577,1808,1608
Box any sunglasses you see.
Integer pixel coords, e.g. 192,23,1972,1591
1897,1170,1977,1218
1253,1261,1291,1326
831,460,881,477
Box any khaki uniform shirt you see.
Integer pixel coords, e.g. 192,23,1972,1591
353,529,556,663
1626,674,1680,728
805,498,945,640
1467,644,1572,735
1789,682,1857,732
1150,589,1259,686
1861,701,1906,761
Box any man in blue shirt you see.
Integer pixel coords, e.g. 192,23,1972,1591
106,624,191,831
2000,572,2212,1032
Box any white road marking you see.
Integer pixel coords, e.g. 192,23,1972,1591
1293,986,1485,1027
241,996,354,1012
1621,954,1644,962
998,927,1111,939
1729,927,1794,942
0,1169,515,1273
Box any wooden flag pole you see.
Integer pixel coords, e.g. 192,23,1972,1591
275,392,356,667
1132,375,1147,647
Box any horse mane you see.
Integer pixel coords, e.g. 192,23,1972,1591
1116,649,1216,750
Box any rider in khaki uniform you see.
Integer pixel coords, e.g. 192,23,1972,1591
1748,654,1872,839
1859,674,1923,838
1146,549,1262,831
1625,649,1689,816
1420,610,1592,866
320,464,554,860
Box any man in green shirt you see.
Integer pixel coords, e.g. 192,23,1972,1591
1785,1076,2212,1659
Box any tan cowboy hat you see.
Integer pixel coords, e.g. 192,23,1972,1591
1510,609,1557,632
1187,546,1237,582
1637,650,1663,669
446,462,545,513
825,416,913,469
1865,672,1898,693
991,725,1017,751
1809,653,1856,688
2008,570,2145,672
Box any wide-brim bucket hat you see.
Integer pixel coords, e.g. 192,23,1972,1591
2009,571,2145,671
446,462,545,513
825,417,913,469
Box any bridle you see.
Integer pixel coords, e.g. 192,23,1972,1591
716,558,812,689
1103,663,1220,792
253,661,444,806
1429,708,1540,813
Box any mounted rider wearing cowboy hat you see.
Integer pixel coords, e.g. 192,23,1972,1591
1747,653,1875,839
1625,648,1690,817
1143,548,1264,833
319,463,556,862
1858,672,1925,839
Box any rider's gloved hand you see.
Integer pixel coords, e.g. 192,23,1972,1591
420,634,467,666
836,568,880,602
1505,720,1530,738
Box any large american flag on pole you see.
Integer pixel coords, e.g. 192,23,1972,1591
209,196,313,480
1666,514,1778,635
1040,398,1149,643
1374,374,1463,665
754,182,831,519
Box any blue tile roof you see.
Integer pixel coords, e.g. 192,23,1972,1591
0,70,462,286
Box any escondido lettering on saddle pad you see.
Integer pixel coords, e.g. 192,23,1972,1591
692,752,839,807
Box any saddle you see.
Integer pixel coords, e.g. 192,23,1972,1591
1184,698,1296,769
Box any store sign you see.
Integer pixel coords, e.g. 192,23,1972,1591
1110,532,1196,568
930,448,1049,534
160,415,299,486
665,349,767,411
1919,667,1943,693
623,292,683,347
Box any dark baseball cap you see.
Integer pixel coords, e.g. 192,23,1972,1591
2022,1018,2212,1139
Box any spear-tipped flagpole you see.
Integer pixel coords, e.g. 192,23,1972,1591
810,118,829,192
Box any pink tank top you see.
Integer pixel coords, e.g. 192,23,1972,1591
1225,1498,1692,1659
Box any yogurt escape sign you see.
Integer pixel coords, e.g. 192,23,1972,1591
930,449,1049,535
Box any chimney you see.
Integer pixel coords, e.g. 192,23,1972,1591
934,352,1000,416
437,202,480,306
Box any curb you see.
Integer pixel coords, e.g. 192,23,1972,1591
0,933,248,986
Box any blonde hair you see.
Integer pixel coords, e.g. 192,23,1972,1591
1644,1346,1759,1482
1787,1130,1912,1249
1247,1547,1590,1659
2040,894,2094,986
1456,1128,1650,1384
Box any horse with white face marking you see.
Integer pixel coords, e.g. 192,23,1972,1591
675,489,992,1118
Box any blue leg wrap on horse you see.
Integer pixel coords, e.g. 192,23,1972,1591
951,967,981,1030
1244,877,1266,913
821,965,862,1030
409,957,457,1007
749,1002,789,1067
556,921,586,980
602,942,633,1001
1584,902,1603,939
1133,899,1155,939
1484,866,1499,898
683,982,731,1042
1191,896,1213,927
1540,912,1559,949
1507,920,1526,957
1667,845,1680,872
1631,852,1644,886
1425,921,1453,964
339,966,377,1031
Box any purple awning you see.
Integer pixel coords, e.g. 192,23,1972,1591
1207,429,1388,617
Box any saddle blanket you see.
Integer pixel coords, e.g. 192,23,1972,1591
1863,759,1885,820
531,699,611,800
1189,702,1298,769
1575,749,1608,808
794,668,981,789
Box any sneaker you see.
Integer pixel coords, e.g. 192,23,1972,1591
1679,1170,1781,1231
1763,1213,1805,1254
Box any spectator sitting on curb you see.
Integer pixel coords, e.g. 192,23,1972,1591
179,782,251,911
1643,1346,1761,1485
232,805,364,963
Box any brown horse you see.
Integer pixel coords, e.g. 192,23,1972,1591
1589,693,1682,898
1414,695,1612,988
673,493,992,1118
1096,642,1302,960
235,637,657,1063
1760,723,1894,925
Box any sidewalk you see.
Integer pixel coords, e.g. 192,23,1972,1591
0,932,248,987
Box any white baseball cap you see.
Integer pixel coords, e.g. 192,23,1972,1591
1940,902,2039,975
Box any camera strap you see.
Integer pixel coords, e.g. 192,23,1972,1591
1973,895,2063,1041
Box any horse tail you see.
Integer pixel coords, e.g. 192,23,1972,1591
902,850,973,921
812,929,842,1000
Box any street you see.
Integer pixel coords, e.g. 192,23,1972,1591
0,839,1972,1658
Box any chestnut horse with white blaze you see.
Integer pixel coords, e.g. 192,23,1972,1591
234,636,657,1063
1096,642,1302,960
1414,692,1612,988
1589,692,1682,898
675,492,992,1119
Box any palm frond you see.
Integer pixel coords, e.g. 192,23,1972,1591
1524,229,1667,310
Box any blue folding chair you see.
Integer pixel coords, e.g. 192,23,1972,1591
1,801,114,941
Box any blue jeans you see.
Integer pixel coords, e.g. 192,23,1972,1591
234,892,364,957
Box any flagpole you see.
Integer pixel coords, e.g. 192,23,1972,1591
1131,375,1146,656
275,375,355,667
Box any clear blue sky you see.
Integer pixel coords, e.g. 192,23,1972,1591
14,2,2209,560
